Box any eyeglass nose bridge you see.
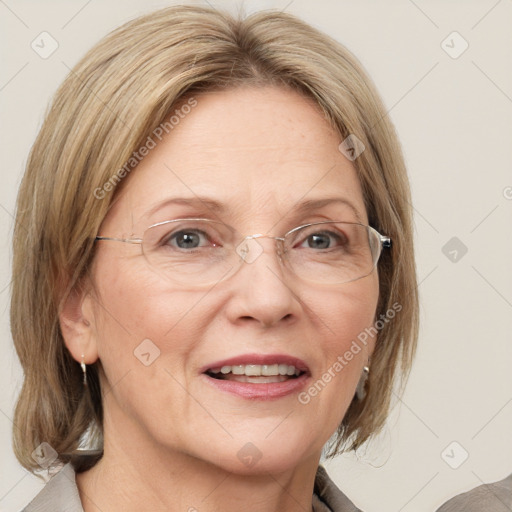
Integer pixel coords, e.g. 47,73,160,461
245,234,286,242
236,233,287,264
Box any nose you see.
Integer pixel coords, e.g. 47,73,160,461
224,237,301,328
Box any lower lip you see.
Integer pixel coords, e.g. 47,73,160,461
202,373,310,400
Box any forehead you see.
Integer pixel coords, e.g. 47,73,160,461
106,86,367,230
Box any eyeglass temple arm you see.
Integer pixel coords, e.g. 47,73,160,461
95,236,143,245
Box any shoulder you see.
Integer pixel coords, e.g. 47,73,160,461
20,451,102,512
436,473,512,512
313,464,363,512
20,463,83,512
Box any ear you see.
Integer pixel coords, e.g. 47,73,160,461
59,282,98,365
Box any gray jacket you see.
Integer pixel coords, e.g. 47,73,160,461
436,473,512,512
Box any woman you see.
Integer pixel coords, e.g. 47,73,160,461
12,5,418,511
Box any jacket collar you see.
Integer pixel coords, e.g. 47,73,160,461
23,454,361,512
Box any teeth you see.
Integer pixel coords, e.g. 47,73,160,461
232,365,244,375
263,364,278,376
278,364,288,375
209,364,300,377
245,364,262,376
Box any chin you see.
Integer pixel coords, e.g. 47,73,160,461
196,431,319,476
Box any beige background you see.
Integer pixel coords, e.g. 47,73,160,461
1,0,511,510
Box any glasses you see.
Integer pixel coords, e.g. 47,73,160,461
95,218,391,287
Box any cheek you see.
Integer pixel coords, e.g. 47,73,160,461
305,274,379,352
297,275,379,425
94,253,197,329
90,258,208,387
90,263,217,445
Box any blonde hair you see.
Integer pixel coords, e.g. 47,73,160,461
11,4,418,473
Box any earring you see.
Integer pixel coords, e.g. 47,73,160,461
356,365,369,400
81,354,87,386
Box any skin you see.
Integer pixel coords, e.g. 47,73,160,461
61,86,379,512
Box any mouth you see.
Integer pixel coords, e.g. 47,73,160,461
201,354,310,399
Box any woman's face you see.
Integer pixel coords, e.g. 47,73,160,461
84,86,379,473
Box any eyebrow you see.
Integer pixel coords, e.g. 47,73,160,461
293,197,364,223
145,196,364,223
144,196,226,219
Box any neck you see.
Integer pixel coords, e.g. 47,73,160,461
76,408,320,512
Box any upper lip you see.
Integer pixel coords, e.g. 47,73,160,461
201,353,310,374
